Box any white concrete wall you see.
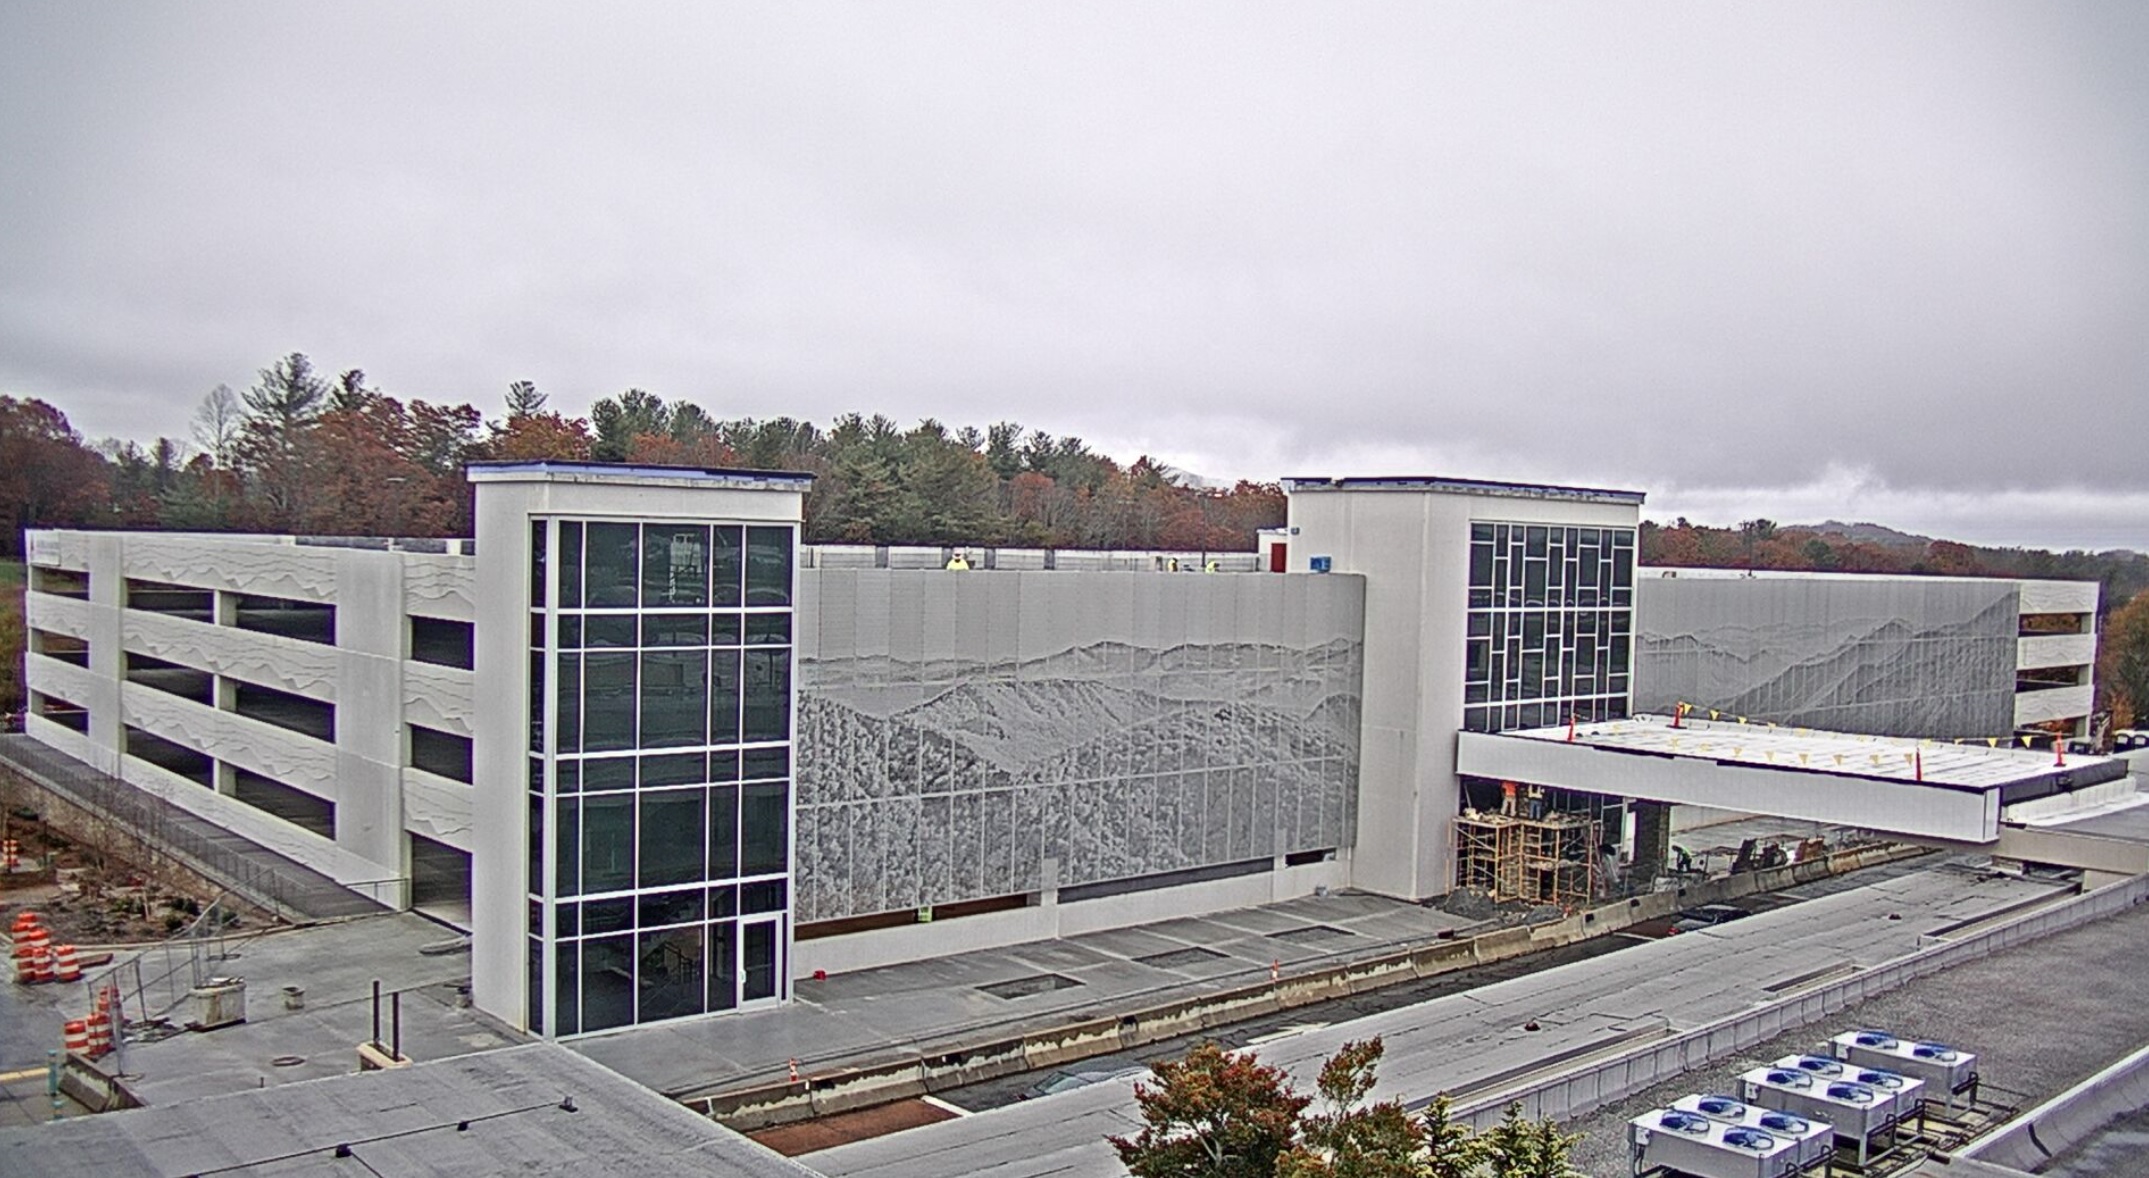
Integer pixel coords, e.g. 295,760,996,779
22,530,484,907
2017,684,2096,728
2018,633,2097,671
2017,579,2100,616
1285,484,1640,900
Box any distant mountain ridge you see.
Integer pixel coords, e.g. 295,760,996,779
1799,520,1935,549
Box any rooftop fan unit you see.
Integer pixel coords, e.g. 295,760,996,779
1628,1106,1808,1178
1780,1053,1846,1078
1674,1092,1835,1172
1831,1028,1979,1113
1742,1067,1899,1167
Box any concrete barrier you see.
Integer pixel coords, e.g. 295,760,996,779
1958,1042,2149,1170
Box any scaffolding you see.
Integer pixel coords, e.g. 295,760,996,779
1454,785,1599,908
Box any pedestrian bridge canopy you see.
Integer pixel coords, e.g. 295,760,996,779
1456,715,2132,845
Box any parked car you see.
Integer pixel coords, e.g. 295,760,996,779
1669,904,1750,934
1019,1066,1149,1100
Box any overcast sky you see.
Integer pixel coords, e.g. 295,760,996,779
3,3,2144,549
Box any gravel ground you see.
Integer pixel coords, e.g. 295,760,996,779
1563,895,2149,1177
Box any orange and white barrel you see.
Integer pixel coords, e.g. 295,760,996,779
62,1019,90,1055
85,1010,112,1057
10,944,38,984
8,910,38,935
20,929,53,983
51,944,81,982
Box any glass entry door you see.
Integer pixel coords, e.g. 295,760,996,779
740,917,781,1006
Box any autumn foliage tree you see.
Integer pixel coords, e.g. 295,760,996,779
1113,1038,1572,1178
1112,1042,1311,1178
2100,590,2149,731
1279,1038,1449,1178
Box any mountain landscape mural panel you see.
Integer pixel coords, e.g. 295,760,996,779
794,569,1366,923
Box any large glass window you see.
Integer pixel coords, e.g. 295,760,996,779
639,926,706,1022
584,522,640,608
1462,522,1634,736
741,782,788,876
640,789,706,888
580,935,634,1032
743,649,790,743
581,793,635,893
644,526,710,608
639,649,708,748
745,526,791,608
531,515,795,1035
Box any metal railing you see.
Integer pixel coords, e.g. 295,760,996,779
79,896,257,1031
0,736,399,922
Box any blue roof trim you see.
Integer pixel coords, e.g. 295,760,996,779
1282,475,1645,505
466,460,814,485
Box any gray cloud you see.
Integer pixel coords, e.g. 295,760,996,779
3,3,2144,547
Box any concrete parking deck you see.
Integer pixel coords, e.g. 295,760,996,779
807,864,2075,1177
0,911,521,1113
571,890,1484,1103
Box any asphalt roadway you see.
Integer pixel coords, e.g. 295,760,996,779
807,863,2074,1178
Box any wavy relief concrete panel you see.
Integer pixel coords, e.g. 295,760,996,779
47,531,96,570
1634,577,2017,739
119,683,340,798
402,769,475,850
793,570,1365,924
403,557,477,622
26,654,118,721
24,593,94,640
122,536,339,602
115,754,387,885
124,611,340,701
402,663,476,736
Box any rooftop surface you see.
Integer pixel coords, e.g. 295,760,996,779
1562,879,2149,1176
1280,474,1647,505
0,1042,816,1177
1499,714,2127,794
0,912,520,1111
808,863,2071,1177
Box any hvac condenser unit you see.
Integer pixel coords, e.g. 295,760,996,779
1627,1108,1812,1178
1739,1068,1896,1167
1672,1094,1835,1172
1779,1053,1934,1126
1830,1030,1979,1112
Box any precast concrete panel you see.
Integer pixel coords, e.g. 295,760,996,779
794,570,1365,923
1634,575,2018,738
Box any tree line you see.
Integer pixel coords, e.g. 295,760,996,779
0,352,1286,555
1640,516,2149,609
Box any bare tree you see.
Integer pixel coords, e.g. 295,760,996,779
191,384,243,469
